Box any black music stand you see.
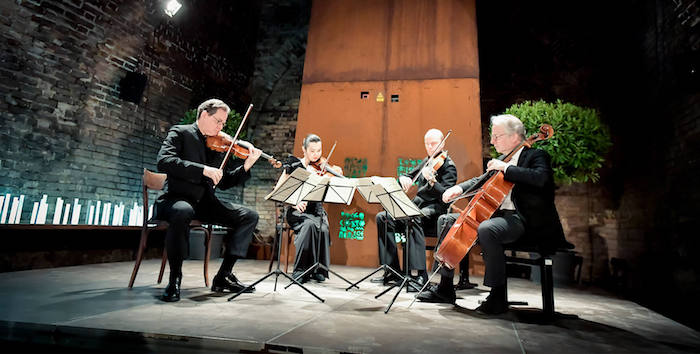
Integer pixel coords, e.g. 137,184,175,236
354,179,424,313
228,168,325,303
345,177,405,291
283,174,358,289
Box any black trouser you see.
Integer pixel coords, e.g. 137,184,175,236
436,210,524,287
157,193,258,275
287,211,330,277
376,206,441,273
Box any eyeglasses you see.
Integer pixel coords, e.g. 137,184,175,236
212,116,226,127
490,133,509,141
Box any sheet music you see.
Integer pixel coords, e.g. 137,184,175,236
266,167,324,205
356,176,395,204
303,176,357,204
370,183,422,220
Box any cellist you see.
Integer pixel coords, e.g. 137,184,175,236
417,114,568,315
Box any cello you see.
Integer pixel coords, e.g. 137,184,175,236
433,124,554,271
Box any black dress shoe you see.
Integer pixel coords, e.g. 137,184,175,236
416,283,456,304
211,273,255,293
312,272,326,282
370,271,401,285
475,295,508,314
161,275,181,302
292,271,308,284
407,274,427,293
454,277,478,290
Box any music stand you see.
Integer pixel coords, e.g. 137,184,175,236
345,177,406,291
355,179,425,313
228,168,325,303
283,175,359,289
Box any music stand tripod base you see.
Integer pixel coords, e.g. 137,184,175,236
373,217,424,313
228,203,325,303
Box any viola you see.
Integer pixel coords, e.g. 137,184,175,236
434,124,554,270
414,130,451,186
206,132,283,168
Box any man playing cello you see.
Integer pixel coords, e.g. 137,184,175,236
417,114,569,314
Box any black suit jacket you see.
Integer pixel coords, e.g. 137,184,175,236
403,153,458,215
458,147,567,252
155,123,250,210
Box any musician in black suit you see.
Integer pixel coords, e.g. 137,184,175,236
155,98,262,302
418,114,569,314
273,133,340,283
373,129,458,290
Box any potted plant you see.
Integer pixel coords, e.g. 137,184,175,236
502,99,612,185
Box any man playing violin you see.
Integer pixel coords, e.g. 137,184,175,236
372,129,457,289
155,98,263,302
274,134,341,283
417,114,568,315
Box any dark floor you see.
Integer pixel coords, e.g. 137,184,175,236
0,259,699,353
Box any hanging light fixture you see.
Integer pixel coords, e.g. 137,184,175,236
164,0,182,17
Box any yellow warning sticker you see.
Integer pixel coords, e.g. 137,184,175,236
376,92,384,102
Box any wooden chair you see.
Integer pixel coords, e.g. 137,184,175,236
267,205,295,273
128,169,213,288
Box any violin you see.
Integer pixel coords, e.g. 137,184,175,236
434,124,554,270
309,156,344,178
206,132,283,168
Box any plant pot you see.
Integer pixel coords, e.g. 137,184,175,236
188,229,224,260
530,251,581,287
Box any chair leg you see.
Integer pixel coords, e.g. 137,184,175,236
128,229,150,288
158,249,167,284
541,257,555,316
284,229,291,273
204,226,212,288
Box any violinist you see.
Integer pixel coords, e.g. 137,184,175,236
372,129,457,289
274,134,342,283
155,98,262,302
417,115,568,315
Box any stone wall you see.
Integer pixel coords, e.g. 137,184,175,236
245,0,311,242
0,0,259,225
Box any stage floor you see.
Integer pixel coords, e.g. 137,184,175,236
1,259,699,353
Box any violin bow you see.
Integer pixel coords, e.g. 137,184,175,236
218,103,253,170
320,140,337,175
213,103,253,190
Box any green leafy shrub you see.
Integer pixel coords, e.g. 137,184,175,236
502,100,611,185
179,108,247,139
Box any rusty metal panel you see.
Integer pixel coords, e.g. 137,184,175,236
304,0,479,83
294,78,482,267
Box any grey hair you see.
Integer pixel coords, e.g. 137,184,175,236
303,133,322,149
491,114,526,139
197,98,230,119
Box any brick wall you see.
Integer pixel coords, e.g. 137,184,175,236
245,0,311,242
0,0,258,224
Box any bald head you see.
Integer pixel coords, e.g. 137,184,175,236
424,128,444,141
424,128,444,156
